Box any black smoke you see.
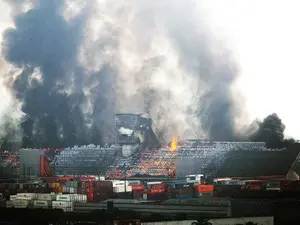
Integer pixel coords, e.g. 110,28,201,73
162,3,239,141
250,113,296,148
2,0,116,148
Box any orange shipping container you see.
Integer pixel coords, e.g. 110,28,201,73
194,184,214,192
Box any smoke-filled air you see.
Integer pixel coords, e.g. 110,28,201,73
0,0,294,148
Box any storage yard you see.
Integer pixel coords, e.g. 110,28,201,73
1,115,300,224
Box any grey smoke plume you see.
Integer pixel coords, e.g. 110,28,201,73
1,0,243,146
86,0,241,141
2,0,116,147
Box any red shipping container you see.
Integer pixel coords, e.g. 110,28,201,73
87,192,94,201
194,184,214,193
132,190,144,199
131,184,145,191
85,182,91,188
148,184,165,194
86,187,94,194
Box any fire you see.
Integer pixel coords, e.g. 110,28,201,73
170,136,178,151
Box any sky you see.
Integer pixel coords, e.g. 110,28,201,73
203,0,300,138
0,0,300,139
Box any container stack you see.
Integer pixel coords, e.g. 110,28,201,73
62,181,78,194
112,180,132,193
131,184,145,200
194,184,214,197
93,181,113,202
6,193,87,211
9,193,37,208
145,183,168,201
168,182,194,199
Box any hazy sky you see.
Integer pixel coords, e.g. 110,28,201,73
203,0,300,138
0,0,300,139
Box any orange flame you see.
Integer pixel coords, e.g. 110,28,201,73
170,136,178,151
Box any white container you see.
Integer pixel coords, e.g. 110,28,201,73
16,196,34,201
10,195,17,201
16,193,36,200
56,194,74,202
13,199,30,208
143,194,147,200
52,201,74,212
62,186,70,193
70,187,75,193
33,200,51,208
6,201,14,208
37,194,55,201
113,186,132,193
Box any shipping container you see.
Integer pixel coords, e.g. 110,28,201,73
146,182,162,189
113,186,132,193
146,193,168,201
147,183,165,195
176,193,194,199
132,190,144,199
194,184,214,193
242,180,266,190
6,200,14,208
52,201,74,212
93,184,113,202
172,187,194,195
62,186,70,193
131,184,145,191
195,192,213,197
168,182,193,189
48,183,61,189
94,180,113,188
77,187,86,194
56,194,74,202
214,184,242,197
16,193,36,200
65,181,78,187
33,200,51,208
10,195,17,201
13,199,31,208
37,193,56,201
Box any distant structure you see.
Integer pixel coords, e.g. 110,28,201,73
175,140,300,179
20,148,44,178
115,113,159,156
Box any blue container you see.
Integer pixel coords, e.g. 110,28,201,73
169,182,194,189
147,193,168,201
176,193,194,199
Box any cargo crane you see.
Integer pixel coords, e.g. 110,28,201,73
39,155,53,177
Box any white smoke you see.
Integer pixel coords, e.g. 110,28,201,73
78,0,242,141
118,127,134,136
0,0,243,144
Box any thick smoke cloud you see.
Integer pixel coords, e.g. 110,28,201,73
82,0,242,141
250,113,295,148
1,0,244,147
2,0,116,147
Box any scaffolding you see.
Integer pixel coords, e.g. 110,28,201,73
52,145,121,175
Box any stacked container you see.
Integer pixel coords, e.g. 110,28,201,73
145,183,167,201
62,181,78,194
48,182,62,193
52,194,87,212
85,182,94,202
33,193,56,208
168,182,194,199
131,184,145,200
11,193,36,208
52,201,74,212
93,181,113,202
194,184,214,197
